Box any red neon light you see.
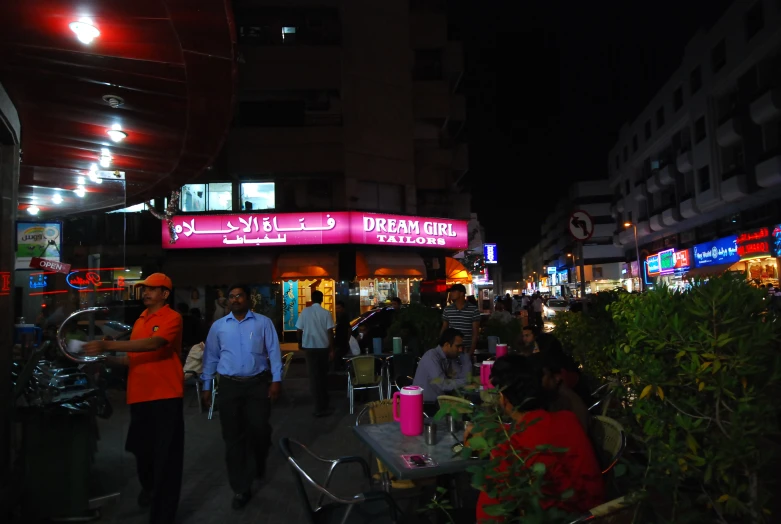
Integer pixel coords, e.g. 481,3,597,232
68,272,102,288
29,290,69,296
737,228,769,244
1,271,10,293
737,241,769,257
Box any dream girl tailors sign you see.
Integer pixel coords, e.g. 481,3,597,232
161,211,469,250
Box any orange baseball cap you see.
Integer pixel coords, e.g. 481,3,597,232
138,272,173,290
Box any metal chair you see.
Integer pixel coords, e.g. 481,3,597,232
347,356,384,414
183,370,203,412
278,437,404,524
279,352,295,404
385,353,417,397
591,416,627,475
354,400,416,491
207,375,220,420
588,383,612,416
567,496,631,523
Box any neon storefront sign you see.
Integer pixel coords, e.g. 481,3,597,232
737,228,770,258
161,211,469,250
646,254,661,275
693,235,739,267
66,271,102,290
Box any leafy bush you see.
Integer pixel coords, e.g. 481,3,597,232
605,274,781,523
483,316,521,348
553,291,623,379
385,303,443,351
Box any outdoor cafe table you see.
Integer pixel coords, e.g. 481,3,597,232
352,419,487,490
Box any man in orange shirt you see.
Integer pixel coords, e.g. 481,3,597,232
84,273,184,524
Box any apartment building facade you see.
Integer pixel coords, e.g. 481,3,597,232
200,0,468,219
608,0,781,288
522,181,624,296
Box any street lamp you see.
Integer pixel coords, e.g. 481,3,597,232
624,221,644,292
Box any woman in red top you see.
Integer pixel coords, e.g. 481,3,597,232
475,355,604,522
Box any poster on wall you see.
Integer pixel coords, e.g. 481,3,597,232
16,222,62,269
283,280,299,331
174,286,206,318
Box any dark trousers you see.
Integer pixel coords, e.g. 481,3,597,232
126,398,184,524
304,348,330,412
217,375,273,494
534,312,543,328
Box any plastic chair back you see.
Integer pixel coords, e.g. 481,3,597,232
352,356,379,386
591,416,626,475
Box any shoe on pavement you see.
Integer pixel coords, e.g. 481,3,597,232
232,492,252,511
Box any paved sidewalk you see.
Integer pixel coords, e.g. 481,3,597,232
84,358,430,524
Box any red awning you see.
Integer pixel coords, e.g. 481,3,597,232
0,1,237,216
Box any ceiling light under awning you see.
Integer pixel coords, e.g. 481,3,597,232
107,124,127,143
69,18,100,44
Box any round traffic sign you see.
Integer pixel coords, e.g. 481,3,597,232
568,210,594,241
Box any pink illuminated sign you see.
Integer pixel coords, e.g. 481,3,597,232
161,211,468,250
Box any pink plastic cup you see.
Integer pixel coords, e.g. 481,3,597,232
495,344,508,358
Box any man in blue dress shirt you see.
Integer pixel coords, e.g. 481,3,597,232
201,284,283,510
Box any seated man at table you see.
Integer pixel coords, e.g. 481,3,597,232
413,328,472,414
475,355,604,522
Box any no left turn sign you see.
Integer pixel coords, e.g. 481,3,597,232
568,210,594,241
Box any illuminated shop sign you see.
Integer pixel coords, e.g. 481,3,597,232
484,244,498,264
736,228,770,259
66,271,103,290
648,248,691,276
693,235,739,267
1,271,11,297
161,211,469,250
646,254,661,275
772,225,781,257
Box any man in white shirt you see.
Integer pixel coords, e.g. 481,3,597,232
296,290,335,417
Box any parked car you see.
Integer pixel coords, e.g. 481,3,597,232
543,299,569,319
350,306,398,342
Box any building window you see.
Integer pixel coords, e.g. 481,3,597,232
357,181,404,212
761,118,781,153
236,7,341,46
181,183,233,212
240,182,275,210
690,66,702,95
682,172,695,200
623,146,628,162
695,116,707,144
711,39,726,74
697,166,711,192
745,2,763,41
721,145,744,180
673,87,683,112
644,119,652,140
656,106,665,129
632,135,638,153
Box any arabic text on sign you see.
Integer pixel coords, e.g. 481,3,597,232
737,228,769,244
737,241,769,257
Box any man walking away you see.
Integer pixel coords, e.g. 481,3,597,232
200,284,283,510
296,290,335,417
84,273,184,524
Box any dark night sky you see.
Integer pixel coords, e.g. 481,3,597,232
461,0,734,269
